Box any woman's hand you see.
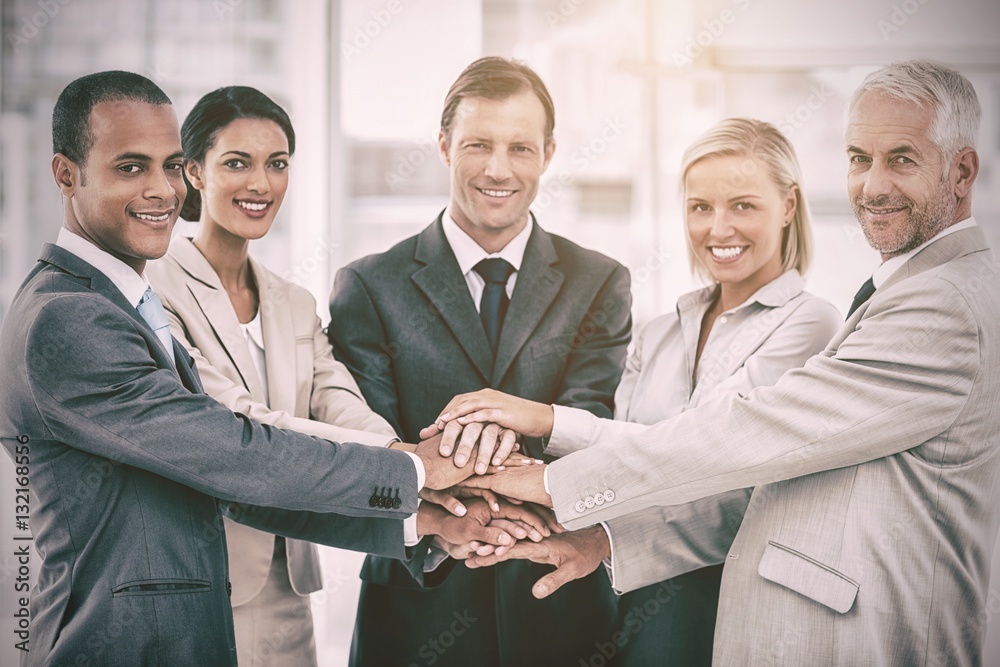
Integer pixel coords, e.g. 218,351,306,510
419,389,556,453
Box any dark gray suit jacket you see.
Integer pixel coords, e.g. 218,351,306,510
328,215,631,666
0,245,418,666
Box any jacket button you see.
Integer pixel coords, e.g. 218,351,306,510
593,493,605,506
226,581,232,596
369,487,380,507
575,500,587,513
603,489,615,503
584,495,595,509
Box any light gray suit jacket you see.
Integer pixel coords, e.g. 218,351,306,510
547,226,1000,665
149,236,398,606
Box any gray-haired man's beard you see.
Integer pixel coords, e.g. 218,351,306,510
852,178,956,258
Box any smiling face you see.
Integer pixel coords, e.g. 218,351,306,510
847,92,959,260
56,99,185,273
685,154,796,300
185,117,290,241
439,90,555,251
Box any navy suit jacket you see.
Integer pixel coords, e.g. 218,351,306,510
0,245,418,666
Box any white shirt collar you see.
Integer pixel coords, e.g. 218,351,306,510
872,217,977,289
441,207,533,277
56,227,151,307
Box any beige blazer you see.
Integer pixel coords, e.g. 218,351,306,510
546,227,1000,665
149,236,397,606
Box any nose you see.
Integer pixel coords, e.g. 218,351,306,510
145,167,178,203
246,164,270,195
484,149,512,182
709,210,735,239
861,160,893,201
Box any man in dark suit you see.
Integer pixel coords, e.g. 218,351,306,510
0,71,490,667
328,57,632,667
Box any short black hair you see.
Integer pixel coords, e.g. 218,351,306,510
52,70,172,166
179,86,296,221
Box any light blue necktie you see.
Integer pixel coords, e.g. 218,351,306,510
137,286,175,365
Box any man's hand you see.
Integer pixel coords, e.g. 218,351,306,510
415,432,477,490
422,421,521,475
465,526,611,599
420,389,555,442
459,462,552,507
417,498,561,555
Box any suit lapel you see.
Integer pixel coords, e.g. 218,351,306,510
170,238,268,403
255,258,297,414
833,226,990,350
39,244,181,377
492,224,564,385
412,217,493,382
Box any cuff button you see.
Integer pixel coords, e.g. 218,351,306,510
603,489,616,503
574,500,587,513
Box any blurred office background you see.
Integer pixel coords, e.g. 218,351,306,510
1,1,999,665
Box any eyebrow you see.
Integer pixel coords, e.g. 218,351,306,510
220,150,290,159
112,151,184,163
846,144,919,156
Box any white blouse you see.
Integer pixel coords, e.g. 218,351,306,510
614,269,842,426
238,310,270,408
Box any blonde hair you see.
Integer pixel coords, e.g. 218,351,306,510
680,118,812,282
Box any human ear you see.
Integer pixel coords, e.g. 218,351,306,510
51,154,78,196
952,148,979,199
184,160,206,190
783,184,799,226
438,131,452,167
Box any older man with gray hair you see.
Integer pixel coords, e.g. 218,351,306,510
436,59,999,665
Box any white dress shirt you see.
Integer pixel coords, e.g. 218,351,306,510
441,207,532,307
873,217,977,288
56,228,150,308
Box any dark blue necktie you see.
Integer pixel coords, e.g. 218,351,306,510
846,276,876,319
474,258,515,354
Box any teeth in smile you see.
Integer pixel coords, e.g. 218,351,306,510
480,189,513,198
134,212,169,222
868,207,905,214
711,246,745,259
238,201,268,211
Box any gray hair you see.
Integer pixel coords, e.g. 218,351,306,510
849,60,981,158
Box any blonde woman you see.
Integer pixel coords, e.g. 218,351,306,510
431,118,841,665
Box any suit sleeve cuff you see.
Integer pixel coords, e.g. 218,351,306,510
404,498,421,546
601,521,620,594
545,405,599,457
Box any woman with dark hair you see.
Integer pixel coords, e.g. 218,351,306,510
150,86,549,665
147,86,400,666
